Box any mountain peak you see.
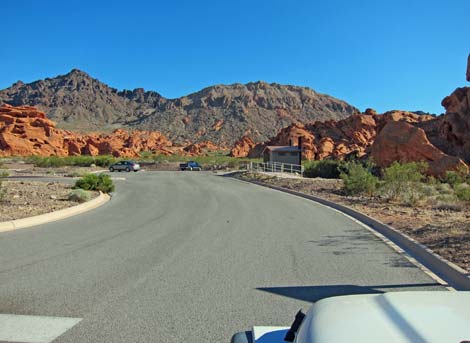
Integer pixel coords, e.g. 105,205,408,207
0,70,359,144
65,68,91,78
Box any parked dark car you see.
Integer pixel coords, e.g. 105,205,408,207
109,161,141,172
179,161,202,171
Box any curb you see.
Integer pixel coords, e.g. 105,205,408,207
240,178,470,291
0,192,111,232
90,169,108,174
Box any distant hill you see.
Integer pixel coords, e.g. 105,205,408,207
0,69,359,144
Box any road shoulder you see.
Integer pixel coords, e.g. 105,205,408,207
232,173,470,291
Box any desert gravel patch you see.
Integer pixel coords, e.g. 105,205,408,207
0,181,99,221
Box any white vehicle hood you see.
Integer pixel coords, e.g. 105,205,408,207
295,291,470,343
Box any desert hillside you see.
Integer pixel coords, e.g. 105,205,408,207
231,86,470,176
0,69,358,145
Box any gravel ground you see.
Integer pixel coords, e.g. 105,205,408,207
238,172,470,272
4,163,106,177
0,181,99,221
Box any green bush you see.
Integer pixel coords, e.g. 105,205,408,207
381,161,426,201
420,184,437,197
68,189,91,203
443,170,466,188
304,159,348,179
401,188,425,207
340,162,378,196
455,183,470,202
138,151,154,160
435,182,453,195
74,173,115,193
25,155,117,168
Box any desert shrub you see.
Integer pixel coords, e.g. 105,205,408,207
426,176,438,185
340,162,378,196
401,188,426,207
455,183,470,202
138,151,154,159
0,170,8,202
68,189,91,203
443,170,466,188
435,182,453,195
93,156,117,167
304,160,348,179
381,161,427,201
420,184,437,197
74,173,114,193
25,155,117,168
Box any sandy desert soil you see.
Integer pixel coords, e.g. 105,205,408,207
0,180,99,221
238,172,470,272
4,162,106,177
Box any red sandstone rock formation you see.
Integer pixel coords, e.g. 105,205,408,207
0,104,178,157
233,106,470,176
370,121,468,176
229,65,470,177
430,87,470,163
229,136,257,157
246,111,434,161
183,141,221,156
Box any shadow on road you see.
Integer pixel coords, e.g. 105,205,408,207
257,283,443,303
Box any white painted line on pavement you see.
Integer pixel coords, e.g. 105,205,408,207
0,314,81,343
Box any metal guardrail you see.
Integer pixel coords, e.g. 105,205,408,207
248,161,304,177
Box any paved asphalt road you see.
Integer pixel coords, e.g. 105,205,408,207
0,172,445,342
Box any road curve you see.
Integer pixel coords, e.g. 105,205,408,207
0,172,445,342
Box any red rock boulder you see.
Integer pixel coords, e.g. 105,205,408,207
230,136,257,157
370,120,468,176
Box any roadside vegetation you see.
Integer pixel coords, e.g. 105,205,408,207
25,155,116,168
303,159,349,179
302,158,470,207
137,151,261,169
0,160,8,202
21,153,261,170
339,160,470,207
74,173,115,193
67,189,92,203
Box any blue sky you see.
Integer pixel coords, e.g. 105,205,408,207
2,0,469,114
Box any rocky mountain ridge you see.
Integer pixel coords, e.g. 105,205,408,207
232,88,470,176
0,69,359,145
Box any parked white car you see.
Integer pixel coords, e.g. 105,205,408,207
108,160,140,172
231,291,470,343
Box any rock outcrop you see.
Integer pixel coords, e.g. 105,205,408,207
370,121,467,176
229,136,257,157
0,104,206,158
436,87,470,163
0,69,359,145
249,111,435,161
183,141,220,156
467,53,470,82
238,104,469,176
